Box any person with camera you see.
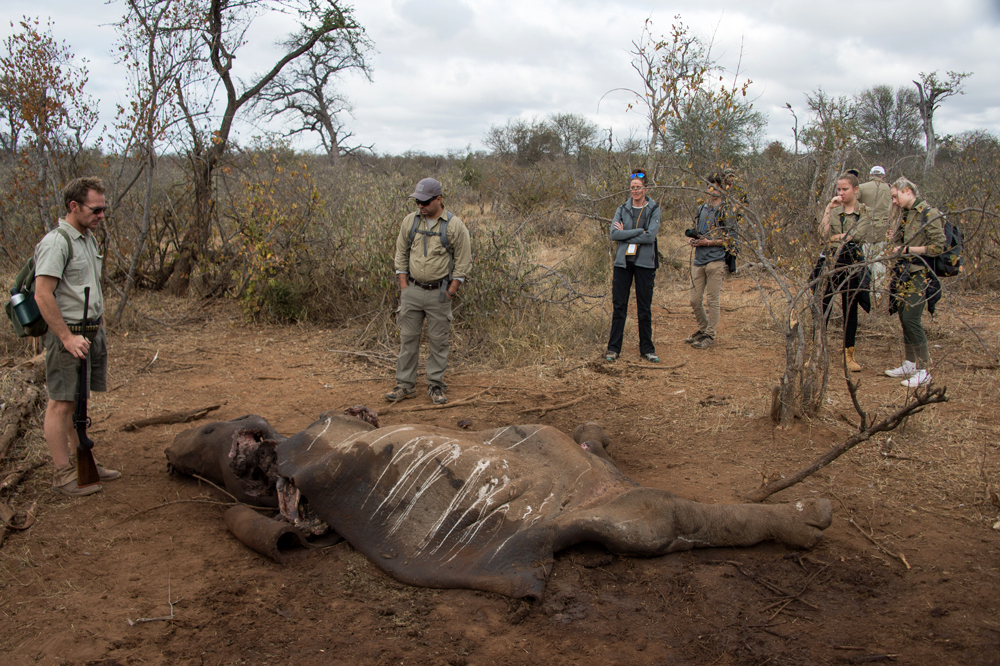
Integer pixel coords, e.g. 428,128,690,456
884,177,947,388
818,172,873,372
605,170,661,363
685,174,731,350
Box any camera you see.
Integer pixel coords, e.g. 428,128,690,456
684,228,701,239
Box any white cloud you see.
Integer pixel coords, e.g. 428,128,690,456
0,0,996,155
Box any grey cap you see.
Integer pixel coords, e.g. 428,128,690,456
409,178,442,200
870,166,886,176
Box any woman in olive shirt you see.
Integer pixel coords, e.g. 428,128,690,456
884,177,947,388
819,172,873,372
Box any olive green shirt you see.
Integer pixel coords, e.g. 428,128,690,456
892,199,948,272
34,219,104,321
825,203,873,244
857,179,891,239
394,210,472,283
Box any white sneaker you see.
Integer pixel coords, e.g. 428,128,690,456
885,360,917,378
901,369,931,388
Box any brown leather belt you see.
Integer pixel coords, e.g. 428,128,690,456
410,278,445,290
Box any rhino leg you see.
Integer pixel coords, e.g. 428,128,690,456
554,488,832,554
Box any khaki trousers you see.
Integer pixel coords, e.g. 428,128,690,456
690,260,725,339
395,284,453,391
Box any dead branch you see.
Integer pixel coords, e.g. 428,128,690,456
623,360,688,371
747,386,948,502
121,403,225,431
848,516,911,570
384,388,495,414
0,460,46,492
0,387,42,461
518,394,589,416
127,575,182,626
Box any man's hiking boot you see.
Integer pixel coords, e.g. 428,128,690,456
384,386,416,402
70,454,121,481
691,335,715,349
684,330,706,344
51,463,101,497
844,347,862,373
428,386,448,405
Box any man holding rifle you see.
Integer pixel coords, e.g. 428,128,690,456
34,177,118,496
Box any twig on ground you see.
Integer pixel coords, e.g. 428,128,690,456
384,388,495,414
518,394,589,417
747,386,948,502
127,575,183,626
848,517,911,570
121,403,224,431
139,350,159,373
623,360,688,371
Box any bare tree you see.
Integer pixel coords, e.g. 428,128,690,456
146,0,368,295
914,70,972,176
253,24,372,163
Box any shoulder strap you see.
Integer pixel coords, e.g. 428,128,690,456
55,227,73,266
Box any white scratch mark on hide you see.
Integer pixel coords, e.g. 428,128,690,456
441,501,513,564
503,426,542,450
305,417,333,452
374,438,463,526
383,441,466,535
414,459,496,549
431,474,516,559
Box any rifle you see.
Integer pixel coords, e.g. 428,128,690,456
75,286,100,488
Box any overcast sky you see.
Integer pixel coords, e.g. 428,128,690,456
2,0,999,156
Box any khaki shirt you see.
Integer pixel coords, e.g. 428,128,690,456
892,200,947,270
825,203,873,244
34,219,104,321
394,211,472,283
857,179,891,239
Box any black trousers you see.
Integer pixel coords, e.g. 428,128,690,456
608,264,656,356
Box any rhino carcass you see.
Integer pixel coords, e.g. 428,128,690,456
167,413,832,599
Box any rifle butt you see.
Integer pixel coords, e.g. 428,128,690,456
77,445,101,488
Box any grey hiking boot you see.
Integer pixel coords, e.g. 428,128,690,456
428,386,448,405
684,330,706,344
692,335,715,349
384,386,416,402
51,463,102,497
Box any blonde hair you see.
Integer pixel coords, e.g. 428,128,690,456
890,176,919,198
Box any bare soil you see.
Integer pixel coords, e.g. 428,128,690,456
1,275,999,666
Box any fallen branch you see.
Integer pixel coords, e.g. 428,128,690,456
0,460,46,492
127,575,182,626
121,403,225,432
848,517,911,570
0,387,41,461
746,386,948,502
519,394,589,416
623,360,688,371
383,388,494,414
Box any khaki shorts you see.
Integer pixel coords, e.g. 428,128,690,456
44,327,108,402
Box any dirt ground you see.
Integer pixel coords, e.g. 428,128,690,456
1,273,999,666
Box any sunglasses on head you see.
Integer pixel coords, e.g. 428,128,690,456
80,203,108,215
415,197,437,206
630,172,645,179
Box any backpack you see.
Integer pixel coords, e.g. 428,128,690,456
915,208,963,278
407,211,456,282
933,218,963,277
5,228,73,337
696,203,737,273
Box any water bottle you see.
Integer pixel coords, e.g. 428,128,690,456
9,288,41,327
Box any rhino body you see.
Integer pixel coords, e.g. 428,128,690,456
167,413,832,599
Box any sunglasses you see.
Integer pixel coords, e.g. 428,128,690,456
80,203,108,215
415,197,437,206
630,172,645,179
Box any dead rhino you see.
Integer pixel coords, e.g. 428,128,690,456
167,412,832,599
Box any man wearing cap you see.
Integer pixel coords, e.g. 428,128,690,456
385,178,472,405
858,166,891,292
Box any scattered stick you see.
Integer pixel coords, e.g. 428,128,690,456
127,575,182,626
0,460,45,492
0,387,41,461
519,394,589,416
120,403,225,432
139,350,159,373
384,388,495,414
848,517,911,570
328,349,395,363
747,386,948,502
623,360,688,371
